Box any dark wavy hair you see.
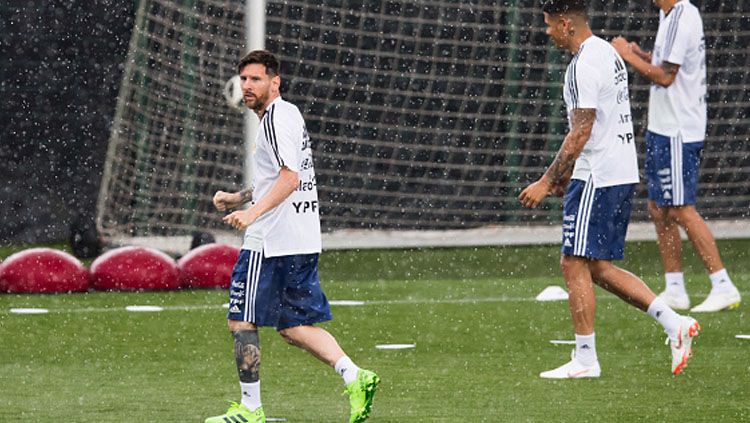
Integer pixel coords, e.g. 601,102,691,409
237,50,280,76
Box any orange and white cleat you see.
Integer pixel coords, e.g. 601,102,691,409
669,317,700,375
539,350,601,379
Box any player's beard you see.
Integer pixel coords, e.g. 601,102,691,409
244,91,268,113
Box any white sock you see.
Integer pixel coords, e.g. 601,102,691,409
665,272,686,293
240,381,261,411
648,297,682,338
334,356,360,385
709,269,733,292
575,333,597,366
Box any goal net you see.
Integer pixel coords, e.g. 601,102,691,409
97,0,750,253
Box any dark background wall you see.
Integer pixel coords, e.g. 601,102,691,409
0,0,135,244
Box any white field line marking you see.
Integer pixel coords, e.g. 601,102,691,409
10,308,49,314
376,343,416,350
1,297,573,315
125,305,164,312
329,300,366,306
4,304,222,315
6,291,747,315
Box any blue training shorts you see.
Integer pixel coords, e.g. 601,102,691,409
645,130,704,207
561,178,635,261
227,250,332,330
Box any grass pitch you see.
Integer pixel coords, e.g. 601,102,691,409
1,240,748,422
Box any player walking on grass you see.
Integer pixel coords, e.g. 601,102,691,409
206,50,379,423
519,0,699,378
611,0,741,313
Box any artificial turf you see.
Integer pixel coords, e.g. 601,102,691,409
1,240,748,421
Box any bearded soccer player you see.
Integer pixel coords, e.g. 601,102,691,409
611,0,741,313
519,0,699,378
205,50,379,423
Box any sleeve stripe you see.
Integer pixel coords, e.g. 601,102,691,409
261,113,275,165
567,61,576,108
263,104,284,168
568,45,584,109
615,56,625,72
663,5,684,60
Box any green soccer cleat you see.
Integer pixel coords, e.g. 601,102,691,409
344,369,380,423
204,401,264,423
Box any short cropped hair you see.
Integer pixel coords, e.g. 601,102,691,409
237,50,280,76
542,0,588,15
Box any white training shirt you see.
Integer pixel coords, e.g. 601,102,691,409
648,0,707,142
241,96,322,257
564,36,640,188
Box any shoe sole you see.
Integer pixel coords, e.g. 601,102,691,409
691,300,741,313
673,321,700,376
539,371,600,379
352,374,380,423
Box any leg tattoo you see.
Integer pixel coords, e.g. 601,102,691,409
233,329,260,383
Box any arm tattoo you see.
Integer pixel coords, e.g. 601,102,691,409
239,188,253,204
233,329,261,383
546,108,596,186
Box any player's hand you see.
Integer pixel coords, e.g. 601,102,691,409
610,36,632,59
213,190,242,212
518,178,551,209
222,208,257,230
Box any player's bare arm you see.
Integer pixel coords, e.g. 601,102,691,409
518,108,595,209
223,167,299,230
213,188,253,212
611,36,679,87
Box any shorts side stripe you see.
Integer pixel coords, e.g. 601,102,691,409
245,251,252,321
677,135,683,204
574,182,585,255
248,251,262,322
671,135,684,205
574,177,595,256
671,135,677,205
242,251,255,321
253,252,262,321
242,251,253,321
579,180,595,256
678,134,684,205
242,251,259,322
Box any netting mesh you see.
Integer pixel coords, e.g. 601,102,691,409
97,0,750,242
97,0,246,237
